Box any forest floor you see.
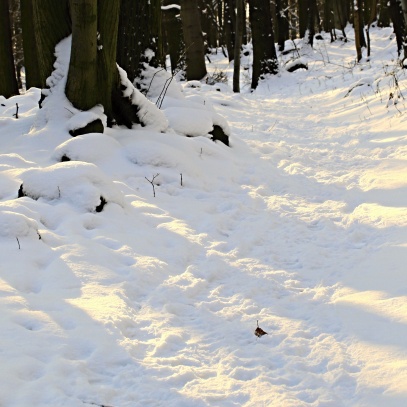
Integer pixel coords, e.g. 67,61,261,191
0,26,407,406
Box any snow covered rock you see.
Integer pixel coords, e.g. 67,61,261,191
0,211,39,239
19,162,124,212
115,66,168,132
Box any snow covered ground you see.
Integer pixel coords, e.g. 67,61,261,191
1,26,407,407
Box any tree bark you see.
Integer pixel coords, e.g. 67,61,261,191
180,0,207,80
0,0,19,97
117,0,164,84
233,0,244,92
354,0,363,61
378,0,391,26
298,0,308,38
248,0,278,89
32,0,71,88
224,0,235,61
97,0,120,120
20,0,41,88
66,0,98,111
276,0,289,51
162,2,184,74
389,0,406,57
334,0,349,39
307,0,317,47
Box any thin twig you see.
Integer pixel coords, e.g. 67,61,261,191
13,103,19,119
145,173,160,197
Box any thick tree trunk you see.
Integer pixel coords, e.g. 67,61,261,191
389,0,406,57
180,0,207,80
378,0,391,26
0,0,19,97
97,0,120,120
32,0,71,88
233,0,244,92
66,0,98,111
399,0,407,32
249,0,278,89
334,0,349,39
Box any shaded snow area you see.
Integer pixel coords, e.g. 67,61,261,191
1,26,407,407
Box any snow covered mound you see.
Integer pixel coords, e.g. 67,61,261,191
20,162,124,212
0,210,39,238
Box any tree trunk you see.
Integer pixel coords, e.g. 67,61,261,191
180,0,207,80
354,0,363,61
97,0,120,120
378,0,391,26
32,0,71,88
365,0,378,57
334,0,348,39
249,0,278,89
399,0,407,34
162,2,184,74
276,0,289,51
224,0,236,61
117,0,164,84
389,0,406,57
324,0,335,41
307,0,317,46
9,0,24,90
0,0,19,97
66,0,98,111
233,0,244,92
20,0,41,88
298,0,308,38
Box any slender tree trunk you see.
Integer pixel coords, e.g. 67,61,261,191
180,0,207,80
365,0,378,57
224,0,236,61
233,0,243,92
354,0,363,61
276,0,289,51
162,2,184,74
66,0,98,111
307,0,317,46
249,0,278,89
298,0,308,38
0,0,19,97
20,0,41,88
9,0,24,90
32,0,71,88
324,0,335,42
